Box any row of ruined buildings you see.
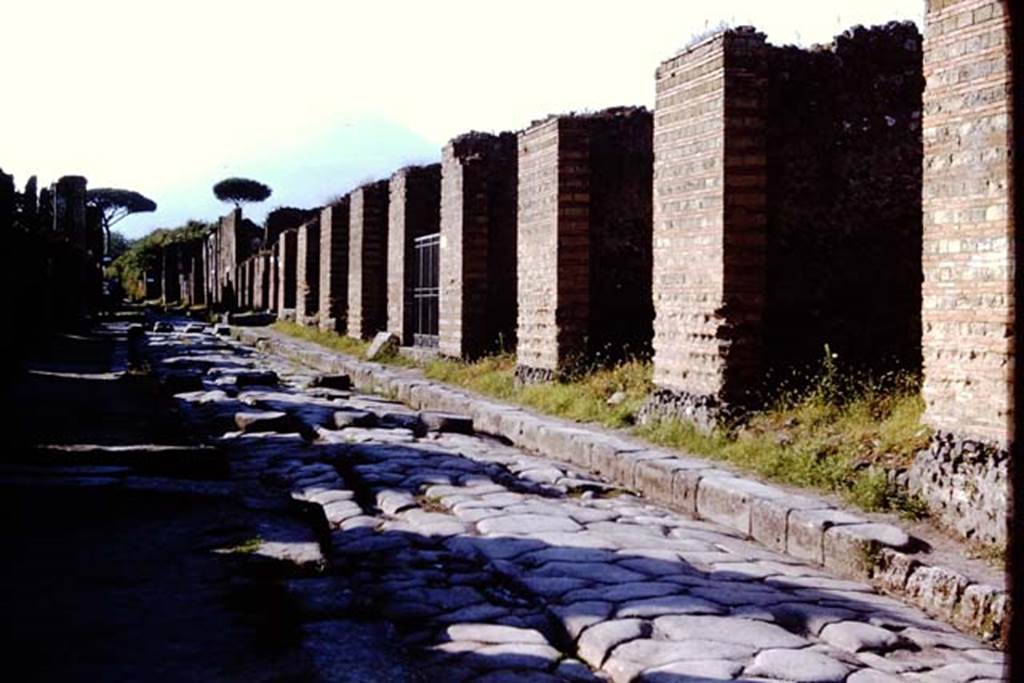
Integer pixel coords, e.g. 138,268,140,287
144,1,1015,547
1,173,106,344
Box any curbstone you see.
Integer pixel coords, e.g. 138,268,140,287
696,475,785,535
634,457,705,506
751,493,831,553
786,508,865,565
823,523,912,580
904,565,971,617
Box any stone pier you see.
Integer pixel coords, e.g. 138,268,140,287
347,181,389,340
909,0,1014,545
515,108,653,382
438,132,519,359
277,229,298,319
319,198,351,333
387,164,441,345
295,217,321,326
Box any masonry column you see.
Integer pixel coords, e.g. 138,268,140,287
909,0,1014,546
347,181,389,339
295,217,321,325
270,241,280,314
388,164,441,345
438,133,519,359
514,109,654,381
277,229,298,319
645,28,769,430
319,198,350,333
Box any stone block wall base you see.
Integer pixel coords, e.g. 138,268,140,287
638,388,736,433
514,365,557,385
908,432,1009,547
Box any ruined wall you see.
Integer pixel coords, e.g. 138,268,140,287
270,242,280,313
277,229,298,315
647,29,769,428
387,165,441,345
162,242,182,305
319,198,350,333
265,206,320,246
296,218,321,324
438,132,519,359
909,0,1014,545
347,181,389,339
764,24,924,374
516,109,653,380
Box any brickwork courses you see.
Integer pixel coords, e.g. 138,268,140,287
319,198,351,333
295,217,321,325
347,180,390,339
387,165,441,345
645,28,770,430
909,0,1015,545
645,24,926,430
438,132,519,359
515,108,653,382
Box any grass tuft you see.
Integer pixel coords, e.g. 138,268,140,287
273,325,931,517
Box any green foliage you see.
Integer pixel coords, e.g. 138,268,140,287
107,231,132,260
213,177,272,207
86,188,157,231
635,353,931,517
109,220,211,299
276,326,930,517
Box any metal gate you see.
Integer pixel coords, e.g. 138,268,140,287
413,233,440,347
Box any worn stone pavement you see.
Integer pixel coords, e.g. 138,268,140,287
143,320,1007,682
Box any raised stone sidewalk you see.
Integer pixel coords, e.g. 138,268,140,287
231,325,1007,645
138,321,1006,680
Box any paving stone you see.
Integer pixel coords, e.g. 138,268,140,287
617,595,725,618
477,514,582,536
467,643,561,671
577,618,648,668
420,411,474,434
234,370,279,387
845,669,906,683
819,620,903,653
653,614,807,649
554,658,603,682
768,602,859,636
608,638,757,670
333,409,377,428
746,648,851,682
310,374,352,390
446,624,547,645
917,662,1006,682
235,410,302,433
636,659,744,682
552,601,614,640
534,561,647,584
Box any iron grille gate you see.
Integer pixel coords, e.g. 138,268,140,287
413,232,440,347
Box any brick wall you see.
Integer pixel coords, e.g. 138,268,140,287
908,0,1014,545
515,108,653,380
438,132,519,359
265,206,319,247
295,218,321,325
647,28,769,426
270,242,280,313
319,198,350,333
278,228,298,314
347,181,390,339
764,24,924,374
387,165,441,345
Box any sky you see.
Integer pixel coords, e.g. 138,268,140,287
1,0,924,239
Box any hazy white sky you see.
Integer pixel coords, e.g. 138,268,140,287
2,0,923,238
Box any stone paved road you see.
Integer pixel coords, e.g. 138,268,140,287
151,321,1006,682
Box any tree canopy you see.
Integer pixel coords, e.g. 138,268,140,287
108,220,211,300
86,188,157,230
213,177,272,208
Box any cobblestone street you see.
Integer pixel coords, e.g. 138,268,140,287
135,320,1005,682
